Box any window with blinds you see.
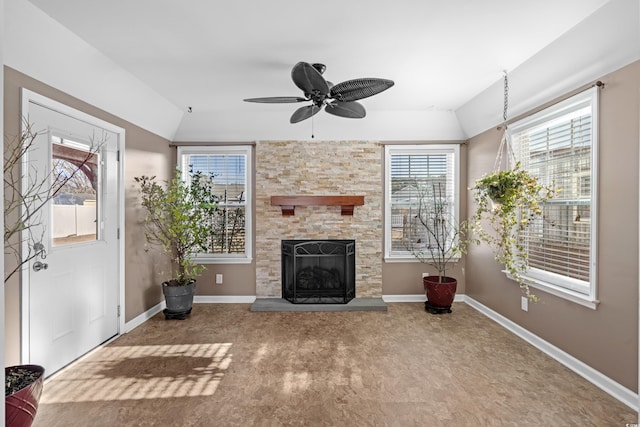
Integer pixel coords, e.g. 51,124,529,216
177,146,252,262
384,145,459,258
509,88,598,296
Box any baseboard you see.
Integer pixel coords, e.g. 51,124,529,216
383,294,466,303
194,295,257,304
124,301,165,333
463,295,639,411
122,296,254,332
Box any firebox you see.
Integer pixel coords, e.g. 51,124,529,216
281,240,355,304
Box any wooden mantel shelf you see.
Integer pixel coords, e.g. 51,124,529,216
271,195,365,216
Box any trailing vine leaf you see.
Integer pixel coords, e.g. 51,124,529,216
470,162,558,302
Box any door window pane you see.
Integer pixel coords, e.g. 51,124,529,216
51,139,99,247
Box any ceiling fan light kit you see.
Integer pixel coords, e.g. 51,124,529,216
244,62,394,124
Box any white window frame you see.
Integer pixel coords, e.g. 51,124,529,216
384,144,460,262
177,145,253,264
509,88,599,308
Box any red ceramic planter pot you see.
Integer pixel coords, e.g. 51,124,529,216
5,365,45,427
423,276,457,308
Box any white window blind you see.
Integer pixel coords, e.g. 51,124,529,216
178,146,252,263
385,145,459,259
509,88,598,296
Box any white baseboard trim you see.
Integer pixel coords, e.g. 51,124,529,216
464,295,639,411
383,294,425,302
124,301,165,333
194,295,257,304
122,296,254,333
382,294,466,303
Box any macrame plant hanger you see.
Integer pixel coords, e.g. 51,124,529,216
493,71,517,172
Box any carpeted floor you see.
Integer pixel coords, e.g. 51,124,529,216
33,303,635,426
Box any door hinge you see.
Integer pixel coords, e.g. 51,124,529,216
117,305,121,317
117,228,120,239
116,150,120,162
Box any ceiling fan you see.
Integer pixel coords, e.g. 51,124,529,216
243,62,394,123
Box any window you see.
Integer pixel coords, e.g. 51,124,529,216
384,144,460,260
510,88,598,303
178,145,252,263
51,136,99,247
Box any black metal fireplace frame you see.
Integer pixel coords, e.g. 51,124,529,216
281,240,355,304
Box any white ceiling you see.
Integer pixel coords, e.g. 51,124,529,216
25,0,613,140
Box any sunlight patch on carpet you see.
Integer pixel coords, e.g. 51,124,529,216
41,343,232,403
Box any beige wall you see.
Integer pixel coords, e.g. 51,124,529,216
3,67,172,364
177,140,468,298
465,60,640,391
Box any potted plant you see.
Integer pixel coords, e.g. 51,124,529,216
406,182,469,314
470,162,557,302
135,168,219,319
5,365,45,427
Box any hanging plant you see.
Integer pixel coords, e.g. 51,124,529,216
468,71,560,301
470,162,558,302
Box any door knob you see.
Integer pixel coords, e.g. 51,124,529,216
33,261,48,272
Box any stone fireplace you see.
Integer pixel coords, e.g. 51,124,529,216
255,140,383,299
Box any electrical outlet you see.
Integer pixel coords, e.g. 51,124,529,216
422,272,429,278
521,296,528,312
216,274,223,285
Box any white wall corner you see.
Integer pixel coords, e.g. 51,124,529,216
0,0,6,422
4,0,184,140
456,0,640,138
173,109,467,142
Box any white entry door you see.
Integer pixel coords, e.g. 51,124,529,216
23,94,121,376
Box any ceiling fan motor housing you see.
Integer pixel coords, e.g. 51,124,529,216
311,63,326,74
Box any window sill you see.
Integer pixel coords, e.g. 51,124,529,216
194,256,253,265
504,271,599,310
384,256,462,263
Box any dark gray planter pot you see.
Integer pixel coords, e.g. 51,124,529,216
162,280,196,319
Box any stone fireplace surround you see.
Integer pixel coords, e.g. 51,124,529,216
255,140,383,300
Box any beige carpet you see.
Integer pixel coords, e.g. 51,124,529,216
33,303,634,426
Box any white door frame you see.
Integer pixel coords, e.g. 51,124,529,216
19,89,126,363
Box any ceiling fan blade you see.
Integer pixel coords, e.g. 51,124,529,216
243,96,307,103
330,78,394,102
290,105,322,123
325,101,366,119
291,62,329,96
